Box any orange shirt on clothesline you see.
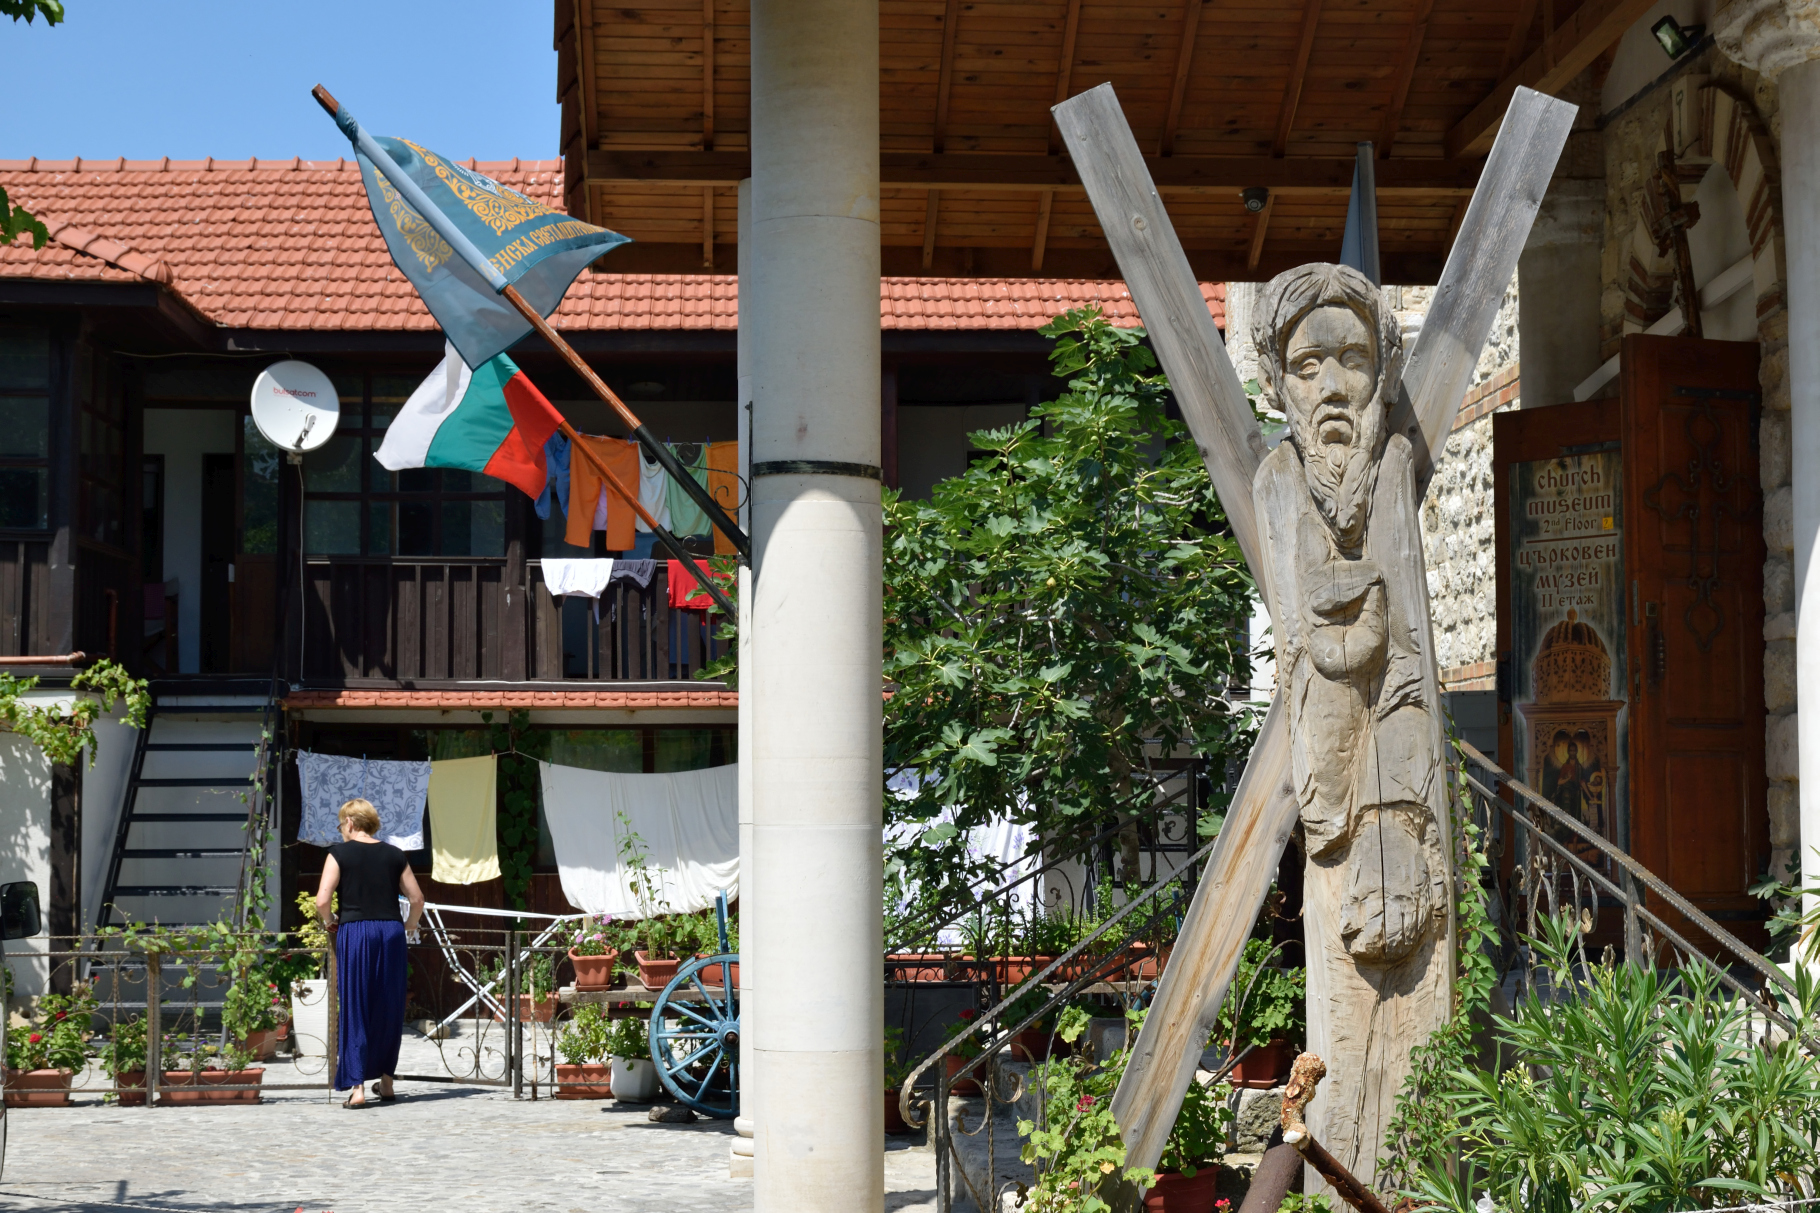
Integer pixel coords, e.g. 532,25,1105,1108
565,435,640,551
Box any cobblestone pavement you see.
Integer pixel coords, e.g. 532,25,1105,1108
0,1037,938,1213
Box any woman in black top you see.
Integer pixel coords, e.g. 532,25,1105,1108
315,798,424,1108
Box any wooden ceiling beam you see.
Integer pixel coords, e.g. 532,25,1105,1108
1447,0,1655,156
1499,0,1541,78
933,0,962,153
586,149,1482,194
1160,0,1206,157
1246,194,1275,274
1273,0,1324,157
1379,0,1436,158
702,0,715,151
1047,0,1084,155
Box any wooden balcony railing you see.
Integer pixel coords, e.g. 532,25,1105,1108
297,558,726,685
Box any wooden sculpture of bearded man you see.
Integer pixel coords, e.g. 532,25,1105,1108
1250,264,1454,1192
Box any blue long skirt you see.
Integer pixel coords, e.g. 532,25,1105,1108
334,918,407,1091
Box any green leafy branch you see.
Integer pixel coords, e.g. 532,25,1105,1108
0,659,151,766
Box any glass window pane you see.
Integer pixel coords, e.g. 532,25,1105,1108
399,501,434,556
242,417,281,554
0,398,49,458
0,468,47,529
0,327,49,391
303,434,361,492
304,500,361,554
368,440,394,491
418,729,491,761
442,499,504,557
370,405,399,432
367,501,393,555
398,467,437,494
654,728,735,772
442,469,479,493
544,730,643,773
371,375,418,407
330,373,364,409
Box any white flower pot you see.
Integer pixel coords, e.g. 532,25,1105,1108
290,978,331,1057
610,1054,661,1101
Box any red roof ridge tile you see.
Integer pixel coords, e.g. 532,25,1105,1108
36,215,175,285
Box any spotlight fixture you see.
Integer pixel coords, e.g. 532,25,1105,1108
1241,186,1270,214
1651,15,1704,59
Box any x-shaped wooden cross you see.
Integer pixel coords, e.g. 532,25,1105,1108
1051,83,1578,1175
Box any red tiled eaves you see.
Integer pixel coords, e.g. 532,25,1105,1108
282,688,738,710
0,157,1224,334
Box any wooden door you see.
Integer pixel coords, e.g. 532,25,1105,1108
1620,334,1767,945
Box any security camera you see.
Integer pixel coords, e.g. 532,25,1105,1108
1242,187,1270,213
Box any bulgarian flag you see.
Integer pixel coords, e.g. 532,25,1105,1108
376,342,563,499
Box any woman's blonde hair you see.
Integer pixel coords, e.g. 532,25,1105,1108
338,798,381,836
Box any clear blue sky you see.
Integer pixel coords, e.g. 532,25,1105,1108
5,0,559,161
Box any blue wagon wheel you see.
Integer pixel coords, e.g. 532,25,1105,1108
649,953,739,1118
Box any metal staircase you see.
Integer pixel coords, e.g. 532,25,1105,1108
95,679,281,931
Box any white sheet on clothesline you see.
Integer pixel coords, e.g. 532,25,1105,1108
884,773,1039,945
538,761,738,918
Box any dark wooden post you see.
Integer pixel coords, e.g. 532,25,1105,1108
881,363,899,490
47,761,79,995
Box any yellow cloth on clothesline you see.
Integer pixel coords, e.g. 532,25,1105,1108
428,755,500,885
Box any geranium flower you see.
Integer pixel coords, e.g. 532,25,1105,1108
27,1032,41,1044
958,1008,977,1021
1077,1094,1095,1111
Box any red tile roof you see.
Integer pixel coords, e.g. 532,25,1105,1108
283,687,737,710
0,157,1224,333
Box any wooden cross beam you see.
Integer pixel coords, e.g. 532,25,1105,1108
1051,81,1576,1176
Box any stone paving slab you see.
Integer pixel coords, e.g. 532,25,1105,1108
0,1035,938,1213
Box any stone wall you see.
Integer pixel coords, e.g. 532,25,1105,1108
1599,46,1797,872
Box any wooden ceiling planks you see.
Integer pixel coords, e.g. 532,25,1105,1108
555,0,1614,281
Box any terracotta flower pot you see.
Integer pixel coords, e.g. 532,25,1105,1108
114,1070,147,1107
693,954,740,988
158,1068,264,1105
634,951,682,989
569,947,619,990
943,1053,981,1096
885,953,950,982
1011,1027,1052,1063
555,1062,614,1099
884,1088,909,1134
1142,1168,1218,1213
4,1068,71,1107
240,1028,280,1060
1226,1038,1294,1089
997,956,1058,985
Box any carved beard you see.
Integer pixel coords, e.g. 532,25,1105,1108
1298,399,1386,550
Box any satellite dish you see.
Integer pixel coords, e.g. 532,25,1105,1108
250,360,341,455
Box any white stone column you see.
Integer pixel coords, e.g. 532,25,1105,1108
1517,179,1604,410
732,177,757,1180
747,2,884,1210
1716,0,1820,911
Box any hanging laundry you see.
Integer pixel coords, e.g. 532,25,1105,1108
610,559,657,589
537,762,738,917
664,443,712,538
427,755,500,885
533,432,571,523
628,532,662,560
635,446,672,534
706,440,740,556
667,559,722,611
541,558,615,600
565,434,639,551
297,752,430,851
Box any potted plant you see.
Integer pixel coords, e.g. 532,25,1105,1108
1215,939,1304,1089
1144,1077,1228,1212
617,812,687,989
943,1008,984,1095
160,1040,265,1105
690,909,740,988
1002,987,1056,1063
603,1010,660,1102
567,915,622,990
884,1025,915,1134
288,891,332,1058
483,953,561,1022
96,1015,149,1106
4,982,96,1107
554,1003,614,1098
224,962,288,1061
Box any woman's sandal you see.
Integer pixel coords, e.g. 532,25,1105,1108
342,1093,368,1109
372,1083,398,1104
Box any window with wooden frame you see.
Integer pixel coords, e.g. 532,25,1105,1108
0,326,52,531
299,371,506,557
76,344,127,551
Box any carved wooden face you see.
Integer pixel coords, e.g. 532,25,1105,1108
1281,304,1379,458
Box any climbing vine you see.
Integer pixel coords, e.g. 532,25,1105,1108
482,709,539,911
0,659,151,767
